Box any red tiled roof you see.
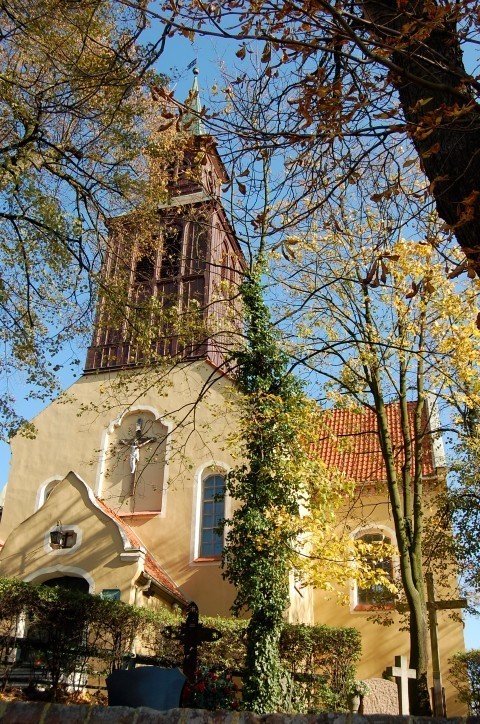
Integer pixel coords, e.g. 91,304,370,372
312,402,435,483
95,497,188,606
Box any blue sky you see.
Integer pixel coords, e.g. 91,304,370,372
0,25,479,651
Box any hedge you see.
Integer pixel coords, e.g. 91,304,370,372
0,576,361,710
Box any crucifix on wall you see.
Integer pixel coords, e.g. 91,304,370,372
120,417,157,497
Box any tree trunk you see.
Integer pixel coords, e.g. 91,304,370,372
373,384,432,715
408,589,431,715
367,0,480,271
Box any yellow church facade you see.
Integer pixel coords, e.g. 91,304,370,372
0,78,466,713
0,360,466,713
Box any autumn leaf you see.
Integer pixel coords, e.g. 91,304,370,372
380,260,388,284
455,190,480,227
157,119,176,132
380,254,400,261
422,142,440,158
362,261,378,285
371,190,390,202
415,127,435,140
405,281,419,299
261,43,272,64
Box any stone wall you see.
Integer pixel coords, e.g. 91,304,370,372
0,705,479,724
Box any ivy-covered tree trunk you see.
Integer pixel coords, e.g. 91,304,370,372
222,266,307,713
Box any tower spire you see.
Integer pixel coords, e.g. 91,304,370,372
183,67,205,136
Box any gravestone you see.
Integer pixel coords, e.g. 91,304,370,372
361,678,399,714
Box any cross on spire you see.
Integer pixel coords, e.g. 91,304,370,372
183,67,205,136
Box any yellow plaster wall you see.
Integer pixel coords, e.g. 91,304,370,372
0,472,141,601
313,490,466,716
0,361,239,616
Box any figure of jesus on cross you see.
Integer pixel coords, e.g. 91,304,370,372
120,418,157,497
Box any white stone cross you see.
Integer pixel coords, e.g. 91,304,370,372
386,655,416,715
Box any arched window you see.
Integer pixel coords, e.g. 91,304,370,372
36,477,63,511
199,474,225,558
101,410,169,514
355,531,395,609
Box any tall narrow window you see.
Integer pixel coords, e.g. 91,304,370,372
160,226,182,278
356,532,394,608
200,474,225,558
135,255,155,283
184,222,207,275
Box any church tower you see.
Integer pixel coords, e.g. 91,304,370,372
85,69,245,373
0,70,247,616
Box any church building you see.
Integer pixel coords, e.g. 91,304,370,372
0,71,466,713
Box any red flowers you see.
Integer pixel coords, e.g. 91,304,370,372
182,667,241,711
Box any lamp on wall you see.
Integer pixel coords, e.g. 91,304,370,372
49,521,67,549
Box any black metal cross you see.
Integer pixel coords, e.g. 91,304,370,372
164,601,222,682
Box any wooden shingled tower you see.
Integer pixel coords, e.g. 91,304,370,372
85,68,244,373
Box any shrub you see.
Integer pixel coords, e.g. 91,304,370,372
449,650,480,714
0,576,361,711
280,623,361,711
25,586,93,699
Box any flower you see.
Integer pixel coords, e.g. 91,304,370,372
182,667,241,711
348,680,370,697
